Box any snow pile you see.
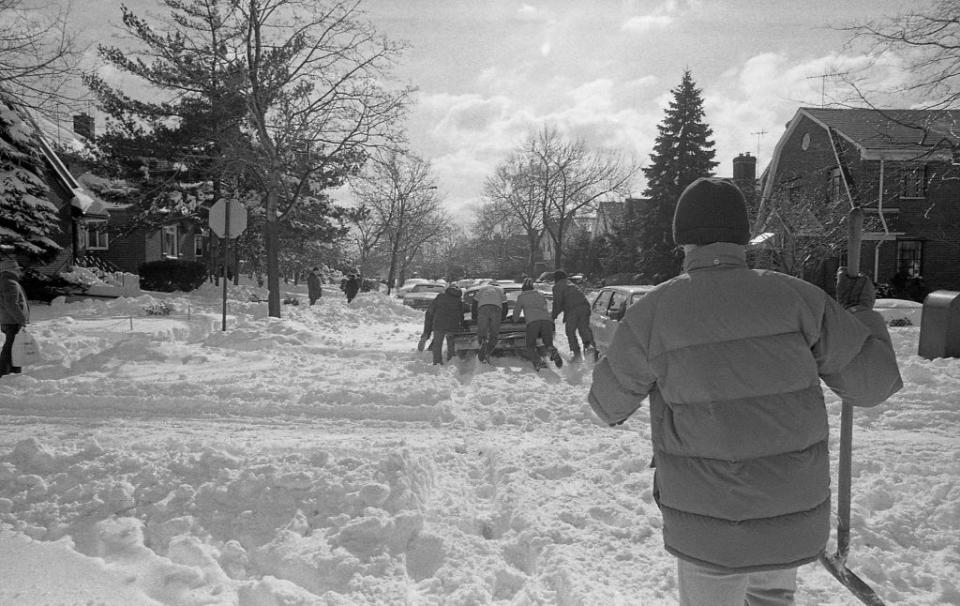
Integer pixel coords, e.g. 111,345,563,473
0,283,957,605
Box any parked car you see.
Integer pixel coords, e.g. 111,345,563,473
401,282,446,309
532,271,582,299
589,284,656,353
461,281,525,322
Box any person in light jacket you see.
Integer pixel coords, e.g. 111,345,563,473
588,177,903,606
512,278,563,370
473,280,506,362
0,259,30,377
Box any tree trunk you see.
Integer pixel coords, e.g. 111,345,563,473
265,181,281,317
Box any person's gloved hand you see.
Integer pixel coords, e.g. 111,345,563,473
417,336,428,351
836,267,876,311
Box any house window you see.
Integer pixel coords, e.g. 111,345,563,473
162,225,180,258
828,167,844,204
84,220,109,250
897,240,923,277
194,230,206,257
901,165,926,199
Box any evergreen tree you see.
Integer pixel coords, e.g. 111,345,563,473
637,70,717,279
84,0,248,233
0,95,61,260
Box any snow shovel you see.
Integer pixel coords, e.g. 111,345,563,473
818,207,886,606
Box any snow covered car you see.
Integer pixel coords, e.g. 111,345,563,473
401,282,446,310
589,284,656,354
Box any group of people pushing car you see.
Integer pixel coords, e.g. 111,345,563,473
417,269,597,369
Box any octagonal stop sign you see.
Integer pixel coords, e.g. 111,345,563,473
208,199,247,239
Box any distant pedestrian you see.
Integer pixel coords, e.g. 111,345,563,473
419,284,464,365
343,273,361,303
0,259,30,378
474,280,506,362
306,267,322,305
551,269,596,362
513,278,562,370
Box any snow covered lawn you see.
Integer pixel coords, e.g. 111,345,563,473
0,282,957,605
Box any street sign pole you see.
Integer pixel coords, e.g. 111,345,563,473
209,198,246,332
221,201,231,331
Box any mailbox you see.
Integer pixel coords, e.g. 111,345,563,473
918,290,960,359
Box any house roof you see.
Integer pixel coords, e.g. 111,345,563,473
753,106,960,234
22,109,109,218
799,107,960,160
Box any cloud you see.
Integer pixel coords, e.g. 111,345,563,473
621,0,688,33
622,14,673,33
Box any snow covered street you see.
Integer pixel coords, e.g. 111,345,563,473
0,282,957,605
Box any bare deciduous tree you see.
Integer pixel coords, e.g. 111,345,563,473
843,1,960,111
480,126,640,271
0,0,83,108
350,150,445,292
236,0,412,315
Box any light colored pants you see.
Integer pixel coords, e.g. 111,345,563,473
678,559,797,606
476,304,502,358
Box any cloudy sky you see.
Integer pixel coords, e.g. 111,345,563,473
61,0,913,221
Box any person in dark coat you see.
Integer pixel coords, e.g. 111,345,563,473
0,259,30,377
419,284,463,364
343,273,361,303
306,267,322,305
551,269,595,362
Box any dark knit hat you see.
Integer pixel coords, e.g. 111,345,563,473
672,177,750,246
553,270,567,281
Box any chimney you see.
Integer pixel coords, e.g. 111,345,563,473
733,152,756,183
72,113,95,140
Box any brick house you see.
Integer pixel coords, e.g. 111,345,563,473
755,107,960,296
48,114,210,275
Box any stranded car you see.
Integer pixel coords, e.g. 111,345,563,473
401,282,446,310
589,284,656,353
461,281,525,322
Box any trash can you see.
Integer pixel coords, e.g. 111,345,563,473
918,290,960,359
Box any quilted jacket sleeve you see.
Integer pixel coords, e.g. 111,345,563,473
587,310,656,425
814,299,903,407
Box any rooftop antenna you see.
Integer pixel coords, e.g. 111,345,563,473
750,129,767,160
806,71,850,107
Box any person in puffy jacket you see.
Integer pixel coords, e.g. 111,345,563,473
419,285,464,365
588,177,903,606
0,258,30,378
512,278,562,370
551,270,595,362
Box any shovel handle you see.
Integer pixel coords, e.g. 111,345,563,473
847,207,864,278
